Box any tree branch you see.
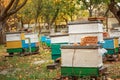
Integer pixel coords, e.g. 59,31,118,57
7,0,27,16
1,0,15,15
10,0,19,10
50,8,59,26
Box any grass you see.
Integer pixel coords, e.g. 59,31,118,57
0,44,60,80
1,43,120,80
0,45,5,53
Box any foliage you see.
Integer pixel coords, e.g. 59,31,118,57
77,0,120,17
41,0,60,29
59,0,80,22
17,0,34,24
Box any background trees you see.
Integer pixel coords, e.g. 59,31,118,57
0,0,27,44
0,0,27,30
1,0,120,44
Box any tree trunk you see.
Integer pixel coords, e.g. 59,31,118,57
38,19,41,34
89,9,93,17
0,22,6,44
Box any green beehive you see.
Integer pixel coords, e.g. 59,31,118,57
51,43,67,60
50,33,69,60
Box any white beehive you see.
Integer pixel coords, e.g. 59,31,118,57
68,21,103,34
50,33,69,44
61,45,103,67
68,21,104,43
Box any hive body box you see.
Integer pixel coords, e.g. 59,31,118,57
69,33,103,43
68,21,104,43
61,45,103,77
50,33,69,60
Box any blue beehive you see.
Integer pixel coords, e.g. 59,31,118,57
40,36,47,42
103,39,114,49
103,37,119,49
102,37,119,55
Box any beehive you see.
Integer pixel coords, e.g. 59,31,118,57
6,32,25,53
50,33,69,60
61,45,103,67
6,32,23,49
102,37,119,55
103,37,119,49
68,21,104,43
61,45,103,77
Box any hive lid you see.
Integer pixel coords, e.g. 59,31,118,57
61,44,102,49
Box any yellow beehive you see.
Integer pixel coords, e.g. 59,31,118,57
114,38,119,48
6,41,22,49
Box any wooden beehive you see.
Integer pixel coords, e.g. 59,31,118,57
68,21,104,43
61,45,103,67
6,32,23,49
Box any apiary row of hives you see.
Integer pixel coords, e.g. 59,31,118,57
6,32,39,55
